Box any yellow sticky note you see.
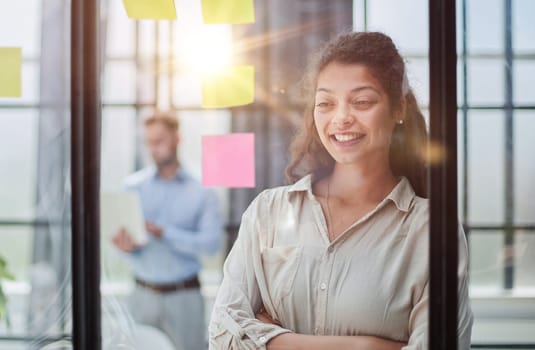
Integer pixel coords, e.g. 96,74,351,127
202,65,255,108
0,47,22,98
201,0,255,24
122,0,176,19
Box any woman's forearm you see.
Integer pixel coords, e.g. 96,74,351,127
267,333,406,350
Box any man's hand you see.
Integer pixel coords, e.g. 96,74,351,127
145,221,163,238
112,227,139,252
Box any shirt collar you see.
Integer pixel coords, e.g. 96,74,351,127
151,165,187,182
385,176,415,212
288,174,415,212
288,174,313,193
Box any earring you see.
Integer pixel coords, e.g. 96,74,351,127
397,119,404,125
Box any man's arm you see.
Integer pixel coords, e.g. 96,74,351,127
161,190,223,256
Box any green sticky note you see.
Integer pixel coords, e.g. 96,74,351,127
0,47,22,98
122,0,176,19
201,0,255,24
202,65,255,108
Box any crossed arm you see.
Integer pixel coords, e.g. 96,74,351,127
255,310,406,350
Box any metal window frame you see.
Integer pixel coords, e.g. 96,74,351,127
70,0,102,348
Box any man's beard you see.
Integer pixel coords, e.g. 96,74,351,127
156,155,177,169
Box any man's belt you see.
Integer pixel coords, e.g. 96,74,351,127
135,275,200,293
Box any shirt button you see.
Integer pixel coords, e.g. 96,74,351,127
259,336,267,343
320,283,327,290
327,246,334,253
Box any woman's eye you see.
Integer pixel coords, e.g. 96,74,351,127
352,100,376,108
315,102,331,108
352,100,374,106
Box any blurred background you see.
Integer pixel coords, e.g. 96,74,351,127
0,0,534,349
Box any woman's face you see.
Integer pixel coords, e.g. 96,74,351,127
313,62,397,167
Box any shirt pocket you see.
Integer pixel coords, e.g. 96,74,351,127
261,245,303,303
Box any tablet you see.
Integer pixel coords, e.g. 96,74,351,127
100,191,148,246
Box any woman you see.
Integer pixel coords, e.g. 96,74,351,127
209,32,473,350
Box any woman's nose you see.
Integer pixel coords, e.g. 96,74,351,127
332,106,354,127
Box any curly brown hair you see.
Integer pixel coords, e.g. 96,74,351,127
285,31,428,198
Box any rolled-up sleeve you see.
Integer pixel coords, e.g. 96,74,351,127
209,192,292,350
402,225,474,350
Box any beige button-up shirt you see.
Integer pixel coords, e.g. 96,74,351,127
209,176,473,350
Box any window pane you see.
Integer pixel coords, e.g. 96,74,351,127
468,58,504,105
514,231,535,288
178,110,231,181
173,74,202,107
138,21,156,61
0,225,71,341
468,111,505,224
458,111,466,220
513,0,535,52
102,61,136,103
513,61,535,105
137,60,156,105
467,0,504,53
0,0,41,57
514,111,535,224
0,110,38,220
0,226,33,336
366,0,428,53
469,230,504,289
101,107,137,191
405,58,429,107
106,0,135,58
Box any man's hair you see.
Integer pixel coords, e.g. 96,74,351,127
144,110,179,131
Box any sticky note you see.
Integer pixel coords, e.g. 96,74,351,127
202,65,255,108
0,47,22,98
202,133,255,188
201,0,255,24
122,0,176,19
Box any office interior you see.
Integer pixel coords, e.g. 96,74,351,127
0,0,534,349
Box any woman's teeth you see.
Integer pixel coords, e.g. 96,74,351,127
333,133,362,142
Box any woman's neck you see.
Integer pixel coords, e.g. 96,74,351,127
328,161,398,205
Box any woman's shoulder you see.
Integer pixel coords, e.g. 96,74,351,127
253,175,312,204
244,177,312,221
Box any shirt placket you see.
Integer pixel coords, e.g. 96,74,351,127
315,244,336,335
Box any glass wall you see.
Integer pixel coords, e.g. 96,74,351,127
356,0,535,348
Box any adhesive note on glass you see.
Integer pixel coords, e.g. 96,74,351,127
201,0,255,24
122,0,176,19
202,133,255,188
202,65,254,108
0,47,22,98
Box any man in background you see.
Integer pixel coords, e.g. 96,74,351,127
112,110,223,350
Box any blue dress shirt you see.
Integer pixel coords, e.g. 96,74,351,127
123,166,223,284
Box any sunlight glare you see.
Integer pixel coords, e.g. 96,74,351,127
178,25,233,76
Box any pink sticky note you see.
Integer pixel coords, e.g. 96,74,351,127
202,133,255,188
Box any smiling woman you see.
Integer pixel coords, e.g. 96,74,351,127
208,31,473,350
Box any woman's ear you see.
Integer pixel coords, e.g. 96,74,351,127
396,97,407,123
